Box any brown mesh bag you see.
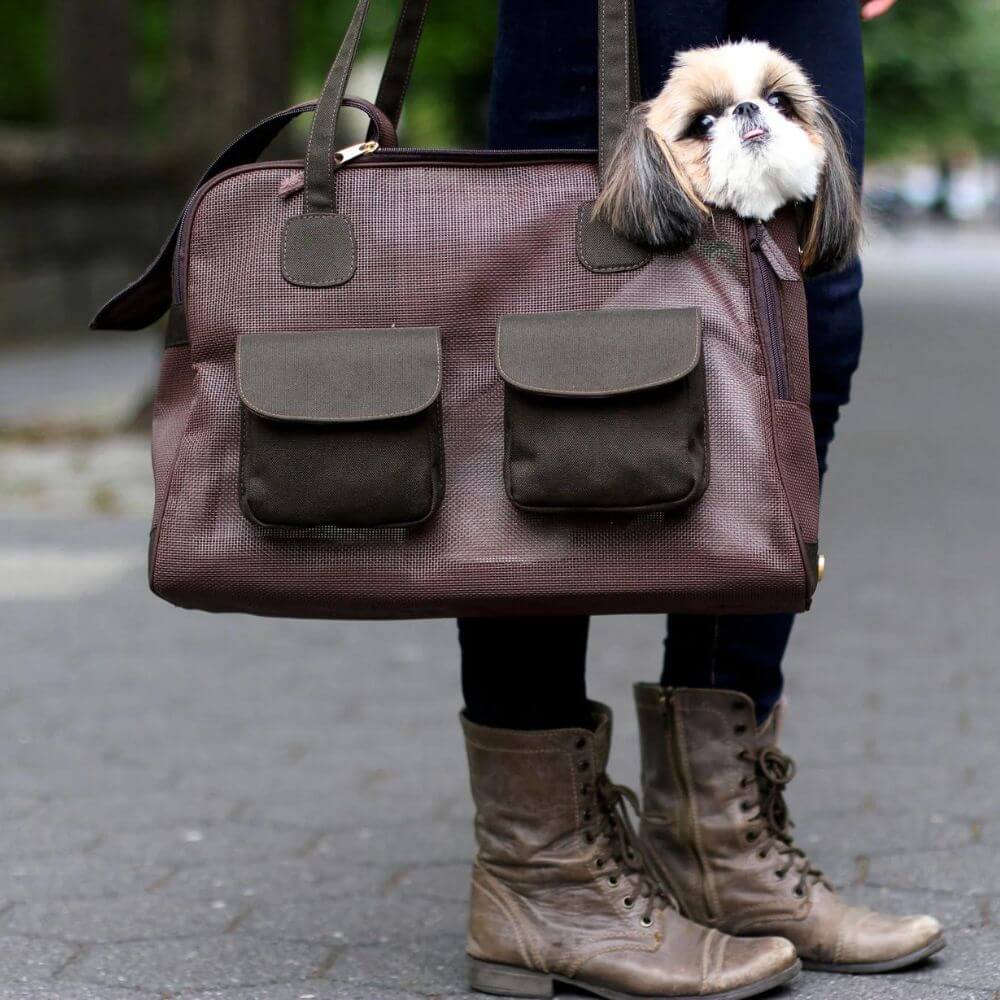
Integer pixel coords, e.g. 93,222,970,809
91,0,820,619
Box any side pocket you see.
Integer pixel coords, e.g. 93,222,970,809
237,327,444,529
497,309,708,514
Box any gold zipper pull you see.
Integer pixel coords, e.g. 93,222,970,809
333,140,379,167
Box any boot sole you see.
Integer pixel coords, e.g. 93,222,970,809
468,955,802,1000
801,934,946,974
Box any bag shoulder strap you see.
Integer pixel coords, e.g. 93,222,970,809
91,97,395,331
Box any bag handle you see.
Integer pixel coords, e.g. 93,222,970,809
282,0,647,288
90,97,396,332
370,0,643,159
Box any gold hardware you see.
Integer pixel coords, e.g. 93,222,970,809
817,553,826,582
333,140,379,166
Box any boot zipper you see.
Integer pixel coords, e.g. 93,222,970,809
747,220,790,399
661,688,718,922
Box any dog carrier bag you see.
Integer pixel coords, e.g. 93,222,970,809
91,0,821,619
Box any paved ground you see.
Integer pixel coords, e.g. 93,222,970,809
0,227,998,999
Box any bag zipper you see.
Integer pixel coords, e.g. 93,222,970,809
171,148,597,304
747,220,790,400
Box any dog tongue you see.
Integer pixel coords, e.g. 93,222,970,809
742,128,767,142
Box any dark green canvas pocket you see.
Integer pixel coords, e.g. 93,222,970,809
497,309,708,514
237,328,444,529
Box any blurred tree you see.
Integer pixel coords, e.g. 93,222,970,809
167,0,293,174
1,0,999,159
864,0,1000,159
53,0,133,133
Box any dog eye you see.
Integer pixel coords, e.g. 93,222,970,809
685,113,717,139
766,93,789,113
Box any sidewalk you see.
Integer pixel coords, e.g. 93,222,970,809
0,227,997,998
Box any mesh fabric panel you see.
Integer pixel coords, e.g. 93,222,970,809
148,159,818,617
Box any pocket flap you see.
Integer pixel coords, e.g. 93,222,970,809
237,328,441,423
497,309,701,397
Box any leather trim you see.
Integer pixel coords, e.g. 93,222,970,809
236,328,441,423
281,213,356,288
164,303,188,348
497,309,701,397
576,202,651,274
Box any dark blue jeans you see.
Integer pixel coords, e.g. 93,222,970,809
460,0,865,729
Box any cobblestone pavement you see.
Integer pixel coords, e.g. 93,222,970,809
0,229,998,998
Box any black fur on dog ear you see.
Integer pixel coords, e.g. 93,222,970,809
799,99,862,276
593,103,707,252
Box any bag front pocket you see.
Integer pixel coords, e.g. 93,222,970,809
237,327,444,529
497,309,708,514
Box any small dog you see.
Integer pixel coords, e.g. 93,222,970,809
594,41,861,274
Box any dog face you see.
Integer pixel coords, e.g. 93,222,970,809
594,41,861,274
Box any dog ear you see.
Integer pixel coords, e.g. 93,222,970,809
799,100,862,276
593,105,707,252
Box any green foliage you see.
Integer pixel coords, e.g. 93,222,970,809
2,4,50,123
2,0,999,160
294,0,498,148
864,0,1000,159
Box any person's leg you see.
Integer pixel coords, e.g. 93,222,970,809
459,616,591,730
638,5,942,974
662,0,866,724
465,0,733,734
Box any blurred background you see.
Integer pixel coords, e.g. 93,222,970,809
0,2,998,998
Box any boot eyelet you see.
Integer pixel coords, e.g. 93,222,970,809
578,760,590,772
583,810,592,821
776,871,786,880
734,724,747,735
595,857,605,868
758,849,768,859
608,875,619,887
640,916,653,927
575,737,586,750
740,801,752,811
793,886,805,898
622,896,634,909
746,831,758,842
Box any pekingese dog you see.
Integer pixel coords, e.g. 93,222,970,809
594,41,861,274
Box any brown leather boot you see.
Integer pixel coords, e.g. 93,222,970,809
461,703,800,999
634,684,946,974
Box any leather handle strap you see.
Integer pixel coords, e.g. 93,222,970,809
91,97,394,331
371,0,642,161
302,0,637,215
285,0,644,285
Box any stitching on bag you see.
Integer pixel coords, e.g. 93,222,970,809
281,215,357,289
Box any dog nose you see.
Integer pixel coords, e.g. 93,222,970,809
733,102,757,117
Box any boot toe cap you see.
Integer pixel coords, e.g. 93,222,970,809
710,934,799,992
835,909,944,967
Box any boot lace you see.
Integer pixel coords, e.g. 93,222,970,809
584,774,677,924
738,745,832,896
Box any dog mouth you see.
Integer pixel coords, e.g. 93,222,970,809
740,126,769,145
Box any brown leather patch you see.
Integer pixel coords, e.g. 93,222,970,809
281,213,356,288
